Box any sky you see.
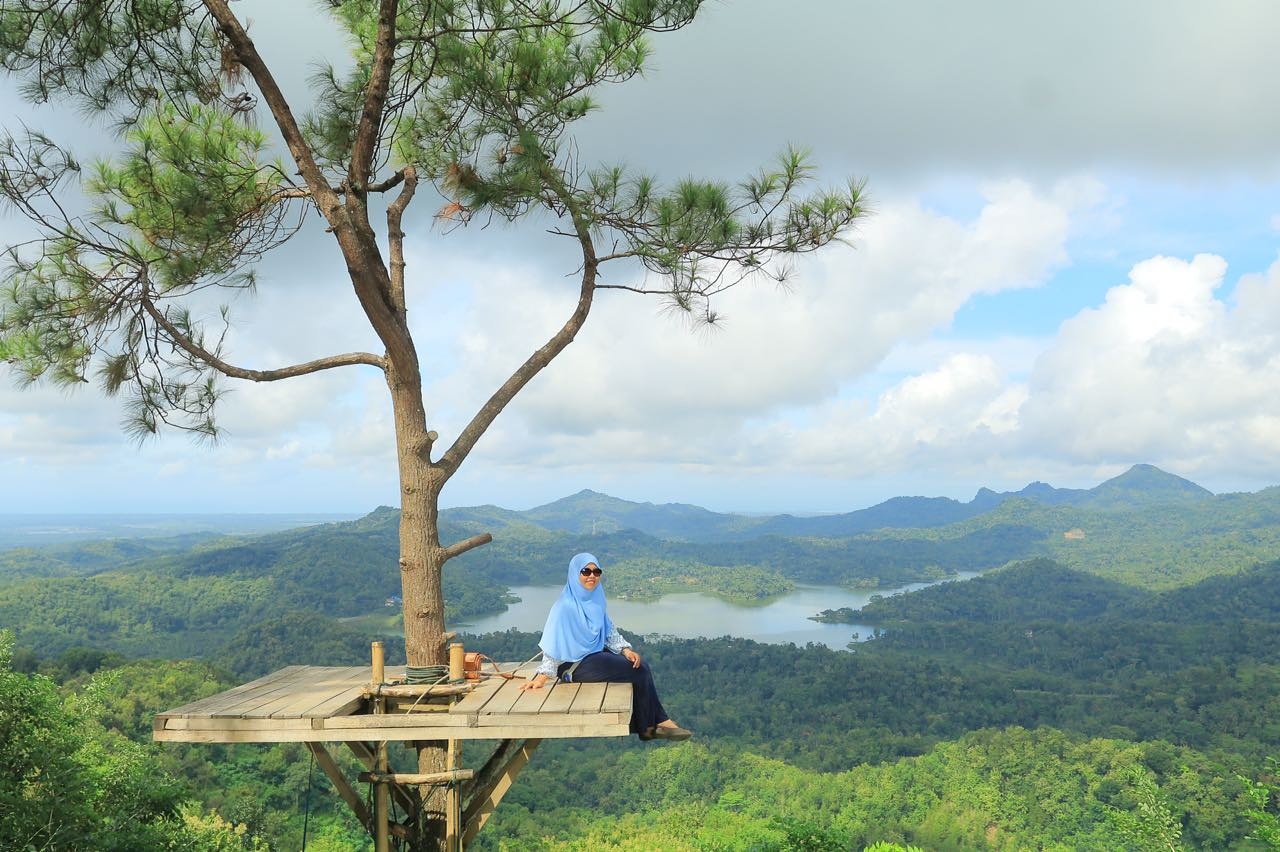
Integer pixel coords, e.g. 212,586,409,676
4,0,1280,515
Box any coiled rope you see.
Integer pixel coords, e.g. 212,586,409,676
403,664,450,685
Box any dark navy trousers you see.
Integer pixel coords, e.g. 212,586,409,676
560,650,670,735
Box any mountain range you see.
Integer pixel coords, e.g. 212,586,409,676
442,463,1218,542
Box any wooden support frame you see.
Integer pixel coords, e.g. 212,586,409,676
347,742,417,815
306,743,371,831
313,735,542,849
462,738,542,847
155,665,630,849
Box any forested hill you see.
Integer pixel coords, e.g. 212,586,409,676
5,465,1280,660
817,556,1280,627
10,552,1280,849
452,463,1217,542
443,465,1280,589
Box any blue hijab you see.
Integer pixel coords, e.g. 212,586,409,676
539,552,614,662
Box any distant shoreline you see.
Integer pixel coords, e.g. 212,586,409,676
0,512,362,549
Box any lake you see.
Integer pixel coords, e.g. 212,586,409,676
457,573,979,650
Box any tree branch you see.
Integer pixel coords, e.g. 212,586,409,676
368,169,408,193
386,165,418,319
594,283,668,294
200,0,342,218
349,0,400,192
141,292,385,381
441,532,493,562
437,162,597,475
202,0,419,381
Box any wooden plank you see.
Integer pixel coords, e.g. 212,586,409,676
286,666,374,718
568,682,607,714
162,706,625,732
162,666,312,718
449,677,506,715
160,716,315,732
303,683,370,719
240,666,360,720
208,666,334,718
536,682,578,714
321,714,473,730
266,666,371,718
477,711,628,727
155,721,629,743
476,679,530,716
601,682,633,715
508,685,550,714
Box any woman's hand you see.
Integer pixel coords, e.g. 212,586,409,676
622,648,641,668
520,674,548,691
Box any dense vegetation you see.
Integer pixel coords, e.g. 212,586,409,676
8,465,1280,665
7,468,1280,848
0,513,510,658
604,557,793,603
7,551,1280,848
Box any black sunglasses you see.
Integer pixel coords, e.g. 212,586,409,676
579,566,603,577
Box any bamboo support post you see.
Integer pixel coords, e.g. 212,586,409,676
372,640,389,852
371,640,385,686
446,737,462,852
445,645,465,852
374,740,390,852
449,641,465,682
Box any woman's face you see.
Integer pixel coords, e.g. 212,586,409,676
576,562,601,592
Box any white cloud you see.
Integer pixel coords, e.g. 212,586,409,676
6,0,1280,511
758,251,1280,490
1019,253,1280,471
445,179,1088,470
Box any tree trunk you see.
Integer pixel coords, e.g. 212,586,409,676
388,365,451,850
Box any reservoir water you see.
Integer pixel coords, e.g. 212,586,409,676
457,573,979,650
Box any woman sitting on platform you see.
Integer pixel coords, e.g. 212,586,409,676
519,552,692,742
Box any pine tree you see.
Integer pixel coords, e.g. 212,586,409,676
0,2,866,846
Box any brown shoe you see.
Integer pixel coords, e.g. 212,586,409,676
652,725,692,741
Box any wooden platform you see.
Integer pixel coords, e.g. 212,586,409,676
153,664,632,744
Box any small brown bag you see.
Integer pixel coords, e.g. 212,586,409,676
463,651,484,681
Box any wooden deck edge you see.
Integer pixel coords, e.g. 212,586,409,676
156,710,630,733
154,722,631,744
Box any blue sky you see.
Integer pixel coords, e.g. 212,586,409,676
4,0,1280,515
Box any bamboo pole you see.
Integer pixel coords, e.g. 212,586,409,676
446,737,461,851
374,740,390,852
371,640,386,686
358,769,475,785
372,640,389,852
446,644,465,851
449,642,465,682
